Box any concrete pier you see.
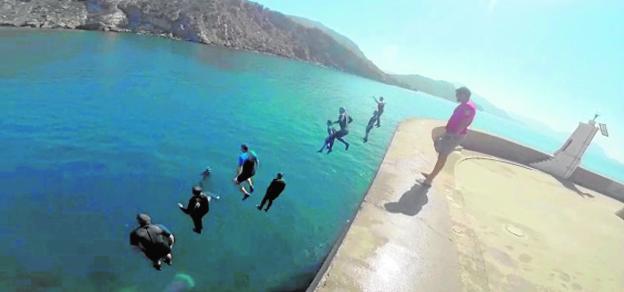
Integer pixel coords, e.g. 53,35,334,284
310,119,624,292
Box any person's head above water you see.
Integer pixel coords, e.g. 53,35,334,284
339,107,345,114
276,172,283,179
192,186,202,196
137,213,151,227
380,97,384,102
455,87,471,103
240,144,249,152
326,120,332,126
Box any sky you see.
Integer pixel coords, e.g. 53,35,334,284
253,0,624,162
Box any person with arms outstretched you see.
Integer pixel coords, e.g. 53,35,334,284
331,107,353,151
129,213,175,271
178,186,214,234
234,144,259,200
373,96,385,127
422,87,476,186
257,173,287,212
318,120,337,153
363,110,378,143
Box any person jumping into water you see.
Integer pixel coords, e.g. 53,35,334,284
422,87,476,186
318,120,337,153
373,96,385,127
129,213,175,271
234,144,259,200
331,107,353,151
257,172,287,212
363,110,378,143
178,186,214,234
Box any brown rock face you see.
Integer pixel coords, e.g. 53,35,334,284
0,0,394,84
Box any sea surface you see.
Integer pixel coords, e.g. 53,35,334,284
1,28,622,291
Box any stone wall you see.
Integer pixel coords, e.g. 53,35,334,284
432,126,624,202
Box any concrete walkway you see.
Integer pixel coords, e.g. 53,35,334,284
312,119,624,292
313,119,464,292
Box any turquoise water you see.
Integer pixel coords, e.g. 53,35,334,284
1,28,622,291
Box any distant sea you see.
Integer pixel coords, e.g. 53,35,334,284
1,28,622,291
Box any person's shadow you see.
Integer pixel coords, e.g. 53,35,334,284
384,184,430,216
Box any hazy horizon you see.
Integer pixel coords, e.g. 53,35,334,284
254,0,623,163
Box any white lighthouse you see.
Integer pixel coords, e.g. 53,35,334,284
531,115,608,179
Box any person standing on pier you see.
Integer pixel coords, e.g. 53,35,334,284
422,87,476,186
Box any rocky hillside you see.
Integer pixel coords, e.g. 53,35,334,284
0,0,392,83
288,15,367,60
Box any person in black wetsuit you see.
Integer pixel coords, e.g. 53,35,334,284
178,186,212,234
318,120,337,153
363,110,378,143
331,107,353,151
373,96,385,127
129,213,175,271
233,144,259,200
257,173,287,212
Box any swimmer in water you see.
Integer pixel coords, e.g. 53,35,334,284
318,120,337,153
233,144,259,201
199,167,212,188
363,110,378,143
331,107,353,151
373,96,385,127
129,213,175,271
257,172,287,212
177,186,212,234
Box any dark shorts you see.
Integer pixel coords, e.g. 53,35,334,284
434,133,465,156
236,172,254,183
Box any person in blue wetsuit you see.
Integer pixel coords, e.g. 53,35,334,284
129,213,175,271
233,144,259,200
318,120,337,153
331,107,353,151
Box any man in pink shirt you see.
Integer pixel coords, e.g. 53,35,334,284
423,87,476,186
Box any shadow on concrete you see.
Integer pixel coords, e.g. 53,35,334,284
384,184,430,216
554,177,594,198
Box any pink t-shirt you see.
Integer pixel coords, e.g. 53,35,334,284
446,100,476,135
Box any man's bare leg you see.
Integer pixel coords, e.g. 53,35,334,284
247,177,254,193
423,154,448,185
239,184,250,200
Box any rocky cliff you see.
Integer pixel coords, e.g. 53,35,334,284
0,0,393,83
